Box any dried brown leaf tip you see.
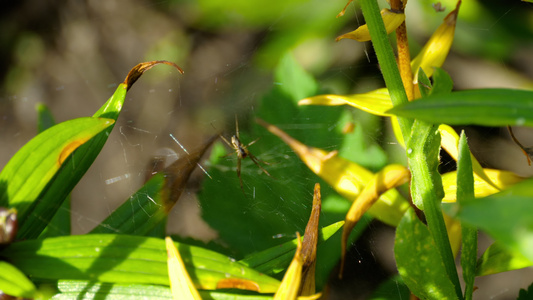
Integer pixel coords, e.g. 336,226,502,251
124,60,184,90
299,183,322,296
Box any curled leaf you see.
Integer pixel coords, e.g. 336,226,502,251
336,9,405,42
411,1,461,82
256,118,409,226
125,61,184,90
339,164,410,277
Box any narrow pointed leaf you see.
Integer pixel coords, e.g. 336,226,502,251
411,1,461,82
389,89,533,127
336,9,405,42
449,178,533,264
395,208,459,300
274,233,303,300
240,221,343,276
0,117,114,222
439,124,501,191
16,61,184,239
256,118,409,226
298,88,393,116
0,234,280,293
299,183,321,296
457,132,477,300
0,261,36,299
166,236,202,300
441,168,522,203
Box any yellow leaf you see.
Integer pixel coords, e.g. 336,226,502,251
339,164,410,277
441,169,523,203
256,118,409,226
165,236,202,300
299,88,393,116
274,232,303,300
411,0,461,83
439,124,500,190
336,9,406,42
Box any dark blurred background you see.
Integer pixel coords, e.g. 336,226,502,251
1,0,533,299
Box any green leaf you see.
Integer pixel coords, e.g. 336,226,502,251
16,61,182,239
50,280,277,299
430,67,454,96
476,241,532,276
389,89,533,127
35,104,71,239
406,119,462,299
0,117,114,223
457,131,477,300
0,234,280,293
369,275,410,300
417,68,432,98
0,260,36,298
359,0,411,139
452,192,533,264
394,208,458,300
239,221,344,275
50,280,172,300
90,174,167,235
274,53,318,102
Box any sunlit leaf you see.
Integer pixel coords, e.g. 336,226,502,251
340,164,410,277
457,131,476,300
441,168,523,203
389,89,533,127
15,61,183,239
0,260,36,299
256,118,409,226
0,234,280,293
476,241,532,277
166,236,202,300
0,117,114,223
439,124,500,191
274,233,303,300
336,9,405,42
448,179,533,264
394,208,458,300
240,221,344,276
299,88,392,116
411,1,461,83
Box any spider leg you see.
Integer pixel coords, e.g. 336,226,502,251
236,156,246,194
246,138,260,148
248,152,273,177
235,114,240,140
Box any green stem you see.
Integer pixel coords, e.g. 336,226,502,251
359,0,412,137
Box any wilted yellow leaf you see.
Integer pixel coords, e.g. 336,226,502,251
411,1,461,83
336,9,405,42
339,164,410,277
442,168,523,203
299,88,392,116
256,118,409,226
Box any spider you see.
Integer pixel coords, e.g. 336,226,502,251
218,116,272,193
